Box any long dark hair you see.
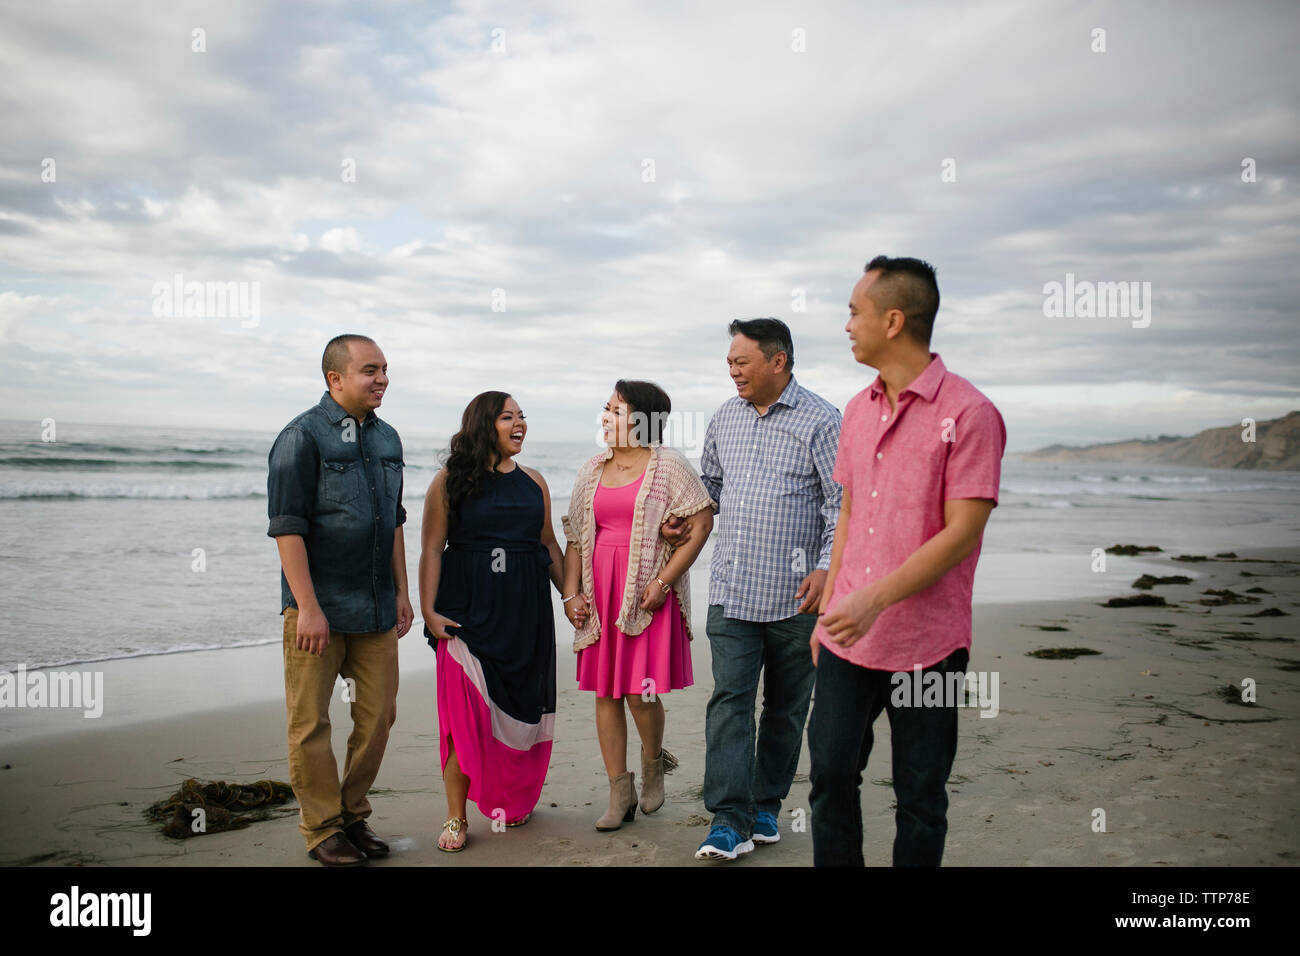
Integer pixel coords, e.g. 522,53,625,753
443,390,510,526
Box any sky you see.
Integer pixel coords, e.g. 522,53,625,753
1,0,1297,451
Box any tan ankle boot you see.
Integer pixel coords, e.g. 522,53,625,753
595,771,637,831
640,748,665,814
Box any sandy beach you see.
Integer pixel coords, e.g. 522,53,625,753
2,546,1297,867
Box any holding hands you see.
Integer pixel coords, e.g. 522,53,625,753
565,593,590,629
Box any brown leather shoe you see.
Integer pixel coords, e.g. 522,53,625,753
307,832,368,866
344,820,389,857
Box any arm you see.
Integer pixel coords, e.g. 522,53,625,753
795,412,843,612
810,487,851,665
820,498,994,648
275,535,328,655
698,414,722,505
523,467,566,592
267,425,330,655
392,527,413,638
812,412,843,572
640,507,713,611
417,469,461,640
561,467,592,628
563,542,588,628
663,425,721,549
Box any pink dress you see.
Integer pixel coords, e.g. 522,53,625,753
576,471,694,698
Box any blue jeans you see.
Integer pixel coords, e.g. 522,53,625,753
703,605,818,838
808,645,968,866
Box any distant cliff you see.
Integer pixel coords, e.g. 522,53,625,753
1019,411,1300,471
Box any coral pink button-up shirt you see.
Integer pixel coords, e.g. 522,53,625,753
820,353,1006,671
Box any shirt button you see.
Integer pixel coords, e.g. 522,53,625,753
881,414,888,422
866,566,871,574
876,452,883,460
871,490,878,498
868,527,874,534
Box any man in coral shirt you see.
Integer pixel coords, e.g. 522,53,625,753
809,256,1006,867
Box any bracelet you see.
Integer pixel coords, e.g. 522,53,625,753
655,577,671,594
562,594,579,604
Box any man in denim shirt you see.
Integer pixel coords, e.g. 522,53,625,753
267,334,413,866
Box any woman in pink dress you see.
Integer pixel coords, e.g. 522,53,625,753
562,380,714,830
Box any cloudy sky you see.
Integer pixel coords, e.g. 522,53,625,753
1,0,1297,451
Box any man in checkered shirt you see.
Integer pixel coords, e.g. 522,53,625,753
691,318,842,861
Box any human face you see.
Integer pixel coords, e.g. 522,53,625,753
847,272,890,367
600,392,639,449
494,396,526,461
726,334,785,406
330,340,388,418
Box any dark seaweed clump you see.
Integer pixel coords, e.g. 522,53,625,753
1027,647,1101,660
145,778,296,839
1103,594,1168,608
1132,574,1193,590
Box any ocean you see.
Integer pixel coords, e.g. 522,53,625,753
1,418,1297,671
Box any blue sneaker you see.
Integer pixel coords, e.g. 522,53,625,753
751,810,781,845
695,825,754,861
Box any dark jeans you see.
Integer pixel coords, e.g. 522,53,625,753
808,645,969,866
703,605,818,837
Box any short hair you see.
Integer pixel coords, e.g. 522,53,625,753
728,317,794,370
614,379,672,445
322,334,377,384
863,256,940,346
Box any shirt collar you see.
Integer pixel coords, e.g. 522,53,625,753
319,390,376,425
752,375,801,413
867,353,946,403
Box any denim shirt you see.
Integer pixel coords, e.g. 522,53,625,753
267,391,407,633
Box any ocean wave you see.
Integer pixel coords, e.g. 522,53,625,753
0,485,266,500
0,457,245,470
2,636,281,672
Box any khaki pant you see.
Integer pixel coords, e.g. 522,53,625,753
281,607,399,851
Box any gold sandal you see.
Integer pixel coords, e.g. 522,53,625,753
505,813,531,827
437,817,468,852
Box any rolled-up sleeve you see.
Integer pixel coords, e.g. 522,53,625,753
267,425,317,537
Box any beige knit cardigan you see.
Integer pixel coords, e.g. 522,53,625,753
561,444,716,653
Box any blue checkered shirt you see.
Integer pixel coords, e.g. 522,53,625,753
700,375,842,622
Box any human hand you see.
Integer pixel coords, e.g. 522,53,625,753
660,515,692,549
795,569,828,614
565,594,590,628
296,605,331,656
819,586,884,649
640,578,669,613
427,611,462,640
395,592,414,638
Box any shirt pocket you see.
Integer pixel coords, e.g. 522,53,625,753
382,457,404,506
322,459,363,504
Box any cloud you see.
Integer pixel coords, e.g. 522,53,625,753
0,0,1296,450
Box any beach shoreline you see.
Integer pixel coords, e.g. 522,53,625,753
1,546,1296,867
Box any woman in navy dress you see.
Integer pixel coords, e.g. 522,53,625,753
418,391,563,851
